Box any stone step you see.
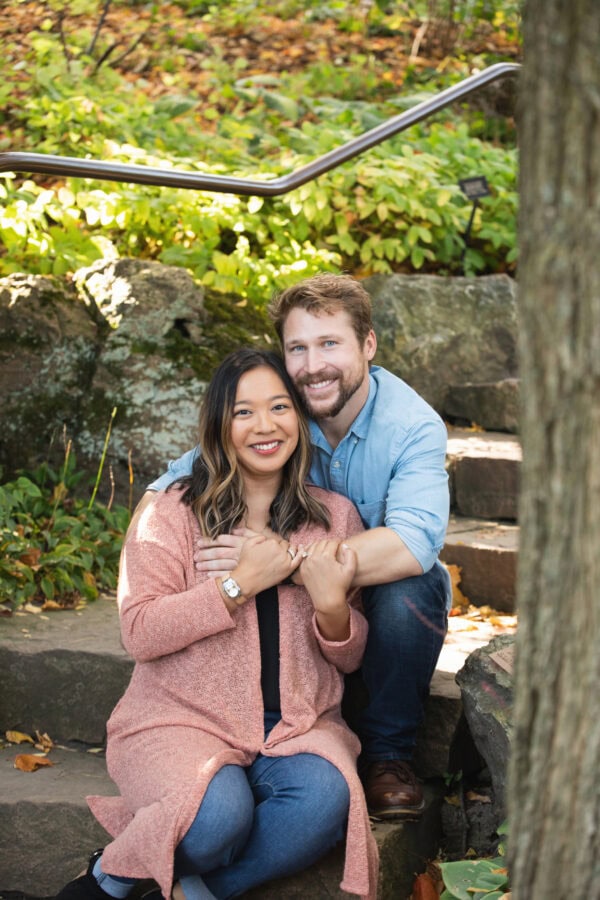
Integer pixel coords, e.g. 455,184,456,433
440,515,519,613
446,427,521,521
0,744,116,898
0,593,516,898
0,738,444,898
0,597,133,747
445,378,520,435
0,598,463,773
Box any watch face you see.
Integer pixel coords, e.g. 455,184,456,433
223,577,241,599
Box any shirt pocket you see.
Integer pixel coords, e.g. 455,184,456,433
355,499,385,529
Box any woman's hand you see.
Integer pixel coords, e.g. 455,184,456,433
195,526,281,579
300,540,358,641
229,534,304,599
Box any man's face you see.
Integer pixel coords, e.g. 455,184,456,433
282,307,376,420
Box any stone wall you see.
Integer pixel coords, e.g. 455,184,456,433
0,262,518,506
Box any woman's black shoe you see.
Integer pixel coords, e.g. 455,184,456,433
55,849,110,899
54,849,161,900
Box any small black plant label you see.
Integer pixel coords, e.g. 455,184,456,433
458,176,491,200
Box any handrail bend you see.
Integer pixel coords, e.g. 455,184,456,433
0,63,520,197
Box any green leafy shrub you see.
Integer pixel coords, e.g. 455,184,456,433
0,113,517,294
439,821,509,900
1,2,518,294
0,451,129,611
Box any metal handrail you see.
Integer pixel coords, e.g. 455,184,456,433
0,63,519,197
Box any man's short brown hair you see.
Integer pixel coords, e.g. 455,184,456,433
269,273,374,346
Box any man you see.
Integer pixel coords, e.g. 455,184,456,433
145,273,451,820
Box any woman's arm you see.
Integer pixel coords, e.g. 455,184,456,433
121,510,309,664
118,521,237,663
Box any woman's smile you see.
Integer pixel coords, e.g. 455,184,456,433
250,440,284,455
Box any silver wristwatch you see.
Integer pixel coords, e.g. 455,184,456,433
221,575,244,603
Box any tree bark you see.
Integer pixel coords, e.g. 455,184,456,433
509,1,600,897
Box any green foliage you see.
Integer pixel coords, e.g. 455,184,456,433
439,821,510,900
439,857,509,900
421,0,521,29
0,452,129,611
0,111,516,292
1,0,519,297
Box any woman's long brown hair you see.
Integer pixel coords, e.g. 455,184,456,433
175,348,330,539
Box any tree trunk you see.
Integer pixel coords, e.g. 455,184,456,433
509,1,600,897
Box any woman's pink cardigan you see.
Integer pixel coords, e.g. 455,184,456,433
87,485,379,898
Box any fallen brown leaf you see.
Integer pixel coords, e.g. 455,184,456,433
411,871,439,900
18,547,41,567
6,730,34,744
23,602,43,614
41,599,66,611
466,790,492,803
444,563,470,608
14,753,56,772
34,731,55,752
488,615,518,628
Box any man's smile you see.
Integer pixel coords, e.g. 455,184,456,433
304,378,337,391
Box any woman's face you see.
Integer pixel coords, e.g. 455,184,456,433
230,365,300,480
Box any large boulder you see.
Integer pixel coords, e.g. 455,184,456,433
74,259,273,504
0,273,99,475
0,261,273,505
455,633,514,822
366,273,518,418
74,259,210,502
439,633,514,858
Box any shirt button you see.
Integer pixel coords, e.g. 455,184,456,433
333,461,341,468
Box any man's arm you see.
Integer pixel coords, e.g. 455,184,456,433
344,527,422,587
146,447,198,492
287,527,421,589
326,416,449,588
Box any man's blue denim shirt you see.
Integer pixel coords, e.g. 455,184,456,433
147,365,449,573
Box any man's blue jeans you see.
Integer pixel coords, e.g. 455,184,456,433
344,560,451,763
175,713,349,899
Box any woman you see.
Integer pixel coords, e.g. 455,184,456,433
57,348,378,900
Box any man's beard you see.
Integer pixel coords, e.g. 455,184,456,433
296,370,363,420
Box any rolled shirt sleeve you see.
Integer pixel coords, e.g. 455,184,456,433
308,366,450,575
146,447,198,492
383,416,449,572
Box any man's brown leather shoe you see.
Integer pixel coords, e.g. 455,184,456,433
364,760,425,820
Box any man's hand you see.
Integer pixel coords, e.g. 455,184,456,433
195,526,272,578
195,533,247,579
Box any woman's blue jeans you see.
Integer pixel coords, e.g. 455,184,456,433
175,712,349,899
344,560,451,763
